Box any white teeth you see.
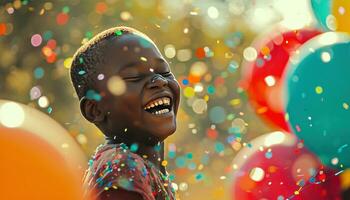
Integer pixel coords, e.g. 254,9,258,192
163,98,170,105
144,97,171,110
153,108,170,115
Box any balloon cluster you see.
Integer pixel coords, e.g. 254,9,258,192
235,0,350,199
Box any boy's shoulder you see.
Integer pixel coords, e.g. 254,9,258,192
83,143,152,198
87,143,149,179
93,143,147,170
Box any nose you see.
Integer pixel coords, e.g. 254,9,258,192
147,74,168,89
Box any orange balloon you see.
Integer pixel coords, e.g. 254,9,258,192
0,127,85,200
332,0,350,32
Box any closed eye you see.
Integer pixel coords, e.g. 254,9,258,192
123,76,142,82
161,72,173,77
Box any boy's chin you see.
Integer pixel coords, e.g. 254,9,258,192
145,130,175,145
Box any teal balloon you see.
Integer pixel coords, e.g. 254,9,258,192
310,0,332,31
284,32,350,168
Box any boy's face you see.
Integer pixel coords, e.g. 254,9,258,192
95,33,180,143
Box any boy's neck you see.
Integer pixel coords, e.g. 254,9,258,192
137,142,166,174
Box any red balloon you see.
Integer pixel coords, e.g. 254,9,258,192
240,28,321,131
231,131,342,200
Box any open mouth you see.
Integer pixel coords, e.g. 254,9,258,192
143,96,173,115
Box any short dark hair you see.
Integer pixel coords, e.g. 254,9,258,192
70,26,152,100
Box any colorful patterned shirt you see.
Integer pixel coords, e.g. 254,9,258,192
82,143,177,200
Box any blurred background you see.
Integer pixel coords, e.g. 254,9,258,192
1,0,349,199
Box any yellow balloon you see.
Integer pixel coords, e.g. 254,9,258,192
332,0,350,32
341,169,350,189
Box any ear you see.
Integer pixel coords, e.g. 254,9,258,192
80,97,105,123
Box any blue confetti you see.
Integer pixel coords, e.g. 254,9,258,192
130,143,139,152
79,70,86,75
265,151,272,159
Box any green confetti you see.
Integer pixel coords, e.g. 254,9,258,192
115,30,123,36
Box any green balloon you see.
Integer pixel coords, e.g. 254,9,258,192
285,32,350,168
310,0,332,31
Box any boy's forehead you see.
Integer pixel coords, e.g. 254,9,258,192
101,34,163,72
106,33,155,50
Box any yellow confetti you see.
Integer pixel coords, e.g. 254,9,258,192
285,113,289,121
343,103,349,110
230,98,241,106
315,86,323,94
184,87,195,98
161,160,168,167
140,56,147,62
63,57,73,69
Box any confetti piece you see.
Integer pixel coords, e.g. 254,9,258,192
34,67,44,79
161,160,168,167
337,144,348,153
47,106,53,114
315,86,323,94
115,30,123,36
265,151,272,159
63,57,73,69
86,90,102,101
97,73,105,80
56,12,69,25
96,2,108,14
335,170,344,176
130,143,139,152
31,34,42,47
0,23,6,36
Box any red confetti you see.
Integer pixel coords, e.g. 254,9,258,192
56,13,69,25
96,2,107,14
47,39,57,49
46,53,57,63
206,128,218,140
0,23,6,36
195,47,206,59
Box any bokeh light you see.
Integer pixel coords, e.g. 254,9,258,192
0,102,25,128
107,76,126,96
